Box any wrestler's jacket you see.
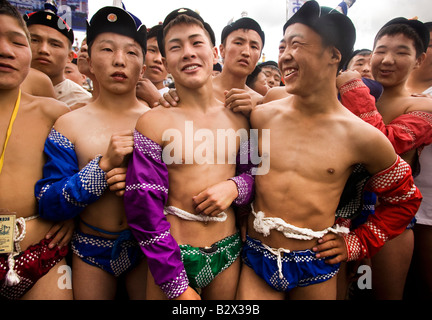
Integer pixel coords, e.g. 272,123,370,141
340,78,432,155
35,129,108,221
342,155,422,261
123,130,255,299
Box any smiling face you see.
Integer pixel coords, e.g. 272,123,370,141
0,14,31,90
88,32,144,95
163,22,217,90
372,33,424,88
219,29,262,77
279,23,335,95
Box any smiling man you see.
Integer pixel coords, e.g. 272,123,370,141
124,8,254,300
24,3,91,107
236,1,422,300
338,17,432,300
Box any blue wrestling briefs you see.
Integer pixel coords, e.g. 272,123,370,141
71,222,143,277
242,235,340,292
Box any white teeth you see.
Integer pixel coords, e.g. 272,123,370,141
285,69,296,77
185,65,199,71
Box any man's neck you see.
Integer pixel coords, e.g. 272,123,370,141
95,87,140,111
0,87,21,115
215,70,247,91
291,81,340,115
406,74,432,94
51,73,66,86
175,81,217,113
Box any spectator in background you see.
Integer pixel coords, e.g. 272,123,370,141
259,60,282,88
246,65,269,96
24,3,92,107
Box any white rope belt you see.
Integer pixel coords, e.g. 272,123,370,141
251,204,349,240
261,243,292,280
164,206,227,223
6,215,39,286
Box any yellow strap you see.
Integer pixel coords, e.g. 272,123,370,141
0,90,21,175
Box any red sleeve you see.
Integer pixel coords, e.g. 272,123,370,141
340,79,432,155
342,156,422,261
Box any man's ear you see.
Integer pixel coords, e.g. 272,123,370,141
67,50,75,63
219,43,225,60
162,57,169,73
330,47,342,67
212,46,219,65
414,52,426,70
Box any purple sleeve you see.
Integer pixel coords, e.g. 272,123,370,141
229,139,255,206
124,130,188,299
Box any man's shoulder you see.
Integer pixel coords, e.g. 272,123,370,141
21,92,69,120
405,95,432,114
135,106,177,144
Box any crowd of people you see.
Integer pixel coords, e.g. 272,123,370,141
0,0,431,302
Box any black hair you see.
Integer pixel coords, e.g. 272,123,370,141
374,24,425,58
0,0,30,41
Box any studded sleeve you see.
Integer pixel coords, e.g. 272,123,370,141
124,130,188,299
35,129,108,221
342,156,422,261
229,139,256,206
340,79,432,155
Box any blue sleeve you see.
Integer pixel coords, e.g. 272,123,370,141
35,129,108,221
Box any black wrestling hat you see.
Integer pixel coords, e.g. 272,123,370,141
283,0,356,69
157,8,216,57
379,17,430,53
86,6,147,53
24,2,74,44
221,17,265,46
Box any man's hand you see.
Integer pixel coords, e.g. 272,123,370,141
158,89,179,108
192,180,239,217
336,70,362,91
45,219,75,249
224,89,254,117
312,233,348,264
106,167,128,196
99,130,134,172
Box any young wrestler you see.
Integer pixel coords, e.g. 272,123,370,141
161,17,265,116
124,8,253,300
338,17,432,299
35,6,150,299
0,0,71,300
235,1,422,300
24,2,92,107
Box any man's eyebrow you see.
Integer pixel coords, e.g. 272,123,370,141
7,31,27,40
168,33,205,43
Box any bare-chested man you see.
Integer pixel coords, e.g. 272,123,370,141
124,8,253,300
235,1,422,300
338,17,432,300
35,6,150,300
0,0,71,300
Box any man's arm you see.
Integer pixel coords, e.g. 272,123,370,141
123,117,192,299
34,128,108,221
338,75,432,154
